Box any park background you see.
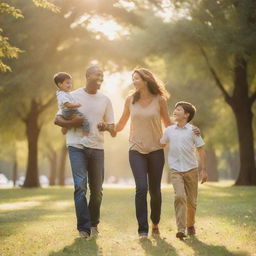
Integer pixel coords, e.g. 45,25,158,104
0,1,256,255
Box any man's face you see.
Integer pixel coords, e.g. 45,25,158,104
87,68,104,89
173,105,189,122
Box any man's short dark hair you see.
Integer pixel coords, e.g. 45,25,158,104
53,72,71,86
85,65,102,78
175,101,196,122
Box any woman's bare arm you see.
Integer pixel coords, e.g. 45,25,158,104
159,96,173,128
115,96,131,132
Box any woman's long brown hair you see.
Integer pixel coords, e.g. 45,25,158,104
132,68,170,104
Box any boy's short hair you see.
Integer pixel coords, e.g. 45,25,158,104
175,101,196,122
53,72,72,87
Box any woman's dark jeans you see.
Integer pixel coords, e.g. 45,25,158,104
129,149,164,234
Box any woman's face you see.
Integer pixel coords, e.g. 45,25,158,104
132,72,147,91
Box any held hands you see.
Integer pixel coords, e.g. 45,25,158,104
97,122,108,131
199,169,208,184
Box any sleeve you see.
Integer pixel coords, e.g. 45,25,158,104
193,134,205,148
160,128,170,144
57,92,72,105
104,98,115,124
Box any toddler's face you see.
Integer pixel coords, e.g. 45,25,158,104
58,78,72,92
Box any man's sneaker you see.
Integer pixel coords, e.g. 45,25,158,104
91,226,99,238
176,232,187,240
79,231,90,239
187,226,196,236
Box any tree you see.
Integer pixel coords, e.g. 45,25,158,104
106,0,256,185
0,0,140,187
0,0,59,72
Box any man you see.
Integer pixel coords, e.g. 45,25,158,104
54,66,115,239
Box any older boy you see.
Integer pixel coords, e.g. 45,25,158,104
160,101,207,240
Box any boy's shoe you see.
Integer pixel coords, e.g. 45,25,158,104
152,225,160,236
79,231,90,239
139,233,148,239
187,226,196,236
176,232,187,240
91,226,99,238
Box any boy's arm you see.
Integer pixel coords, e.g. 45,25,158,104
54,114,84,128
64,102,81,109
197,146,207,184
160,128,169,147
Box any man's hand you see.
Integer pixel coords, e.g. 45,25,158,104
199,169,207,184
97,122,116,137
97,122,108,131
192,126,201,136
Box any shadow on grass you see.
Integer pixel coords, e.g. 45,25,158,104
139,235,177,256
184,236,250,256
48,237,101,256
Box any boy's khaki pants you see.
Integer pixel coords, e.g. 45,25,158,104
171,168,198,233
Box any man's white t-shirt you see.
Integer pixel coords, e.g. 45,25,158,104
160,123,205,172
57,88,114,150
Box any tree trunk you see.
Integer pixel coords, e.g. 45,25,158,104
231,56,256,185
23,100,41,188
48,151,57,186
58,144,67,186
227,151,240,180
13,159,17,187
232,104,256,185
206,147,219,181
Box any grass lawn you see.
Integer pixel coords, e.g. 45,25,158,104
0,183,256,256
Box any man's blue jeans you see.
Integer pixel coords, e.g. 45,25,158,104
68,146,104,234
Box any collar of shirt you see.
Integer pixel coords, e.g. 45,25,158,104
174,123,190,129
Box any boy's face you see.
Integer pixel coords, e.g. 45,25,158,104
173,105,189,122
58,78,72,92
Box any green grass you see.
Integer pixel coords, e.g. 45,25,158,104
0,183,256,256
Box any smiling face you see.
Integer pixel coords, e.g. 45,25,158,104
132,72,147,91
58,78,72,92
86,66,104,90
173,105,189,122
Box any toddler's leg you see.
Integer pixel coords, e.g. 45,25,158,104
82,118,90,137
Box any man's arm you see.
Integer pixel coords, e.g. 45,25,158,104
64,102,81,109
197,146,207,184
54,114,84,128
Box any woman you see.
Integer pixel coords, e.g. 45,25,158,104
114,68,172,238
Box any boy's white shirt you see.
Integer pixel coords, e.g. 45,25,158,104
56,90,76,111
56,88,114,150
160,123,205,172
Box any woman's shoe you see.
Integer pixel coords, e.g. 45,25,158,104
139,233,148,239
152,225,160,236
